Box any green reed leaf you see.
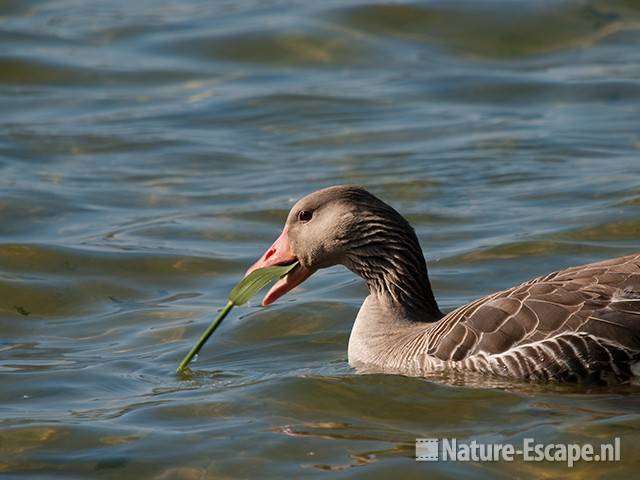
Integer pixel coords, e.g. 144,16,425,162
176,262,299,372
229,262,298,306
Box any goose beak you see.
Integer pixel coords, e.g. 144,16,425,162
246,227,315,306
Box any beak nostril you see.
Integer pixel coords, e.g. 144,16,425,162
246,228,293,277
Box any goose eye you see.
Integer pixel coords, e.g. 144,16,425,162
297,210,312,222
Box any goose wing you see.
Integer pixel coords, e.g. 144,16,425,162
427,253,640,379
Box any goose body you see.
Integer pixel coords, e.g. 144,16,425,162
348,253,640,383
247,185,640,384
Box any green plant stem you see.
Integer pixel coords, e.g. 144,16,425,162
176,300,234,372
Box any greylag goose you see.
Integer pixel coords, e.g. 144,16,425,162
247,185,640,383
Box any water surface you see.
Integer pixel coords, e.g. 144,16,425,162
1,0,640,478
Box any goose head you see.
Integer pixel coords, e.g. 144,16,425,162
247,185,441,320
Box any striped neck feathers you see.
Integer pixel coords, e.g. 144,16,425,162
337,192,442,322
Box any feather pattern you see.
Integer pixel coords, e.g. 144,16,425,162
425,254,640,382
282,185,640,384
326,188,640,384
337,187,442,320
350,250,640,384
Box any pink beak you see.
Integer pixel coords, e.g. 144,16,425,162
246,227,314,306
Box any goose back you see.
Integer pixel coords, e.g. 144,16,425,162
422,253,640,382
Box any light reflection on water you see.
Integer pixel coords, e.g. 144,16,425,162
1,0,640,478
